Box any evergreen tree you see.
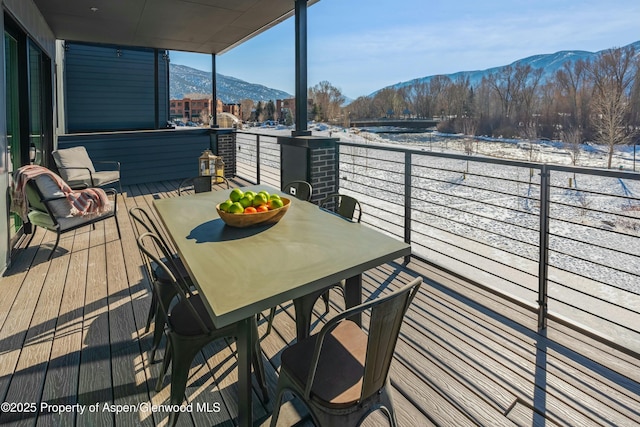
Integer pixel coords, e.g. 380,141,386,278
255,101,263,122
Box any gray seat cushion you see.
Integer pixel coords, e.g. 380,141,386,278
66,170,119,188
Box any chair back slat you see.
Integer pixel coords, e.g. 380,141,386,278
129,206,173,248
320,194,362,223
130,207,162,281
283,181,313,202
129,207,178,280
130,206,163,237
337,195,357,221
136,232,210,334
178,175,229,196
193,176,213,193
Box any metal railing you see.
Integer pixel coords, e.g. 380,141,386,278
235,131,280,187
235,131,640,355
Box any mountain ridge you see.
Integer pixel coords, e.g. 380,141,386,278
170,41,639,103
373,40,640,97
170,63,292,103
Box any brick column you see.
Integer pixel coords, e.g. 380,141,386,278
211,129,236,177
277,136,338,204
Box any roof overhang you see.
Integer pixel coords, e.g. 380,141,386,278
32,0,319,54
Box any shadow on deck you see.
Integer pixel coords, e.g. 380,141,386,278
0,179,638,426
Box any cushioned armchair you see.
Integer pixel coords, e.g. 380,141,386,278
52,146,122,194
24,173,121,260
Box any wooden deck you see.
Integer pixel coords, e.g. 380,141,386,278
1,179,639,426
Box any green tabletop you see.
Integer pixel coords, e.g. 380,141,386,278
153,185,411,329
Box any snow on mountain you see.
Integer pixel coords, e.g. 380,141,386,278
170,63,292,102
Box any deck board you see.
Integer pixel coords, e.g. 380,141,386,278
38,228,89,427
0,179,638,426
77,223,115,426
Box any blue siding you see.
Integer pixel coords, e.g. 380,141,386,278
65,42,169,133
57,129,213,185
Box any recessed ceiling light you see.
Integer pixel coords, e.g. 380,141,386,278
90,7,99,12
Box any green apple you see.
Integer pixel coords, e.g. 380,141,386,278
227,202,244,214
268,198,284,209
219,199,233,212
239,194,254,208
229,188,244,202
252,193,268,207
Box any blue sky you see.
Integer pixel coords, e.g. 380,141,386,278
170,0,640,99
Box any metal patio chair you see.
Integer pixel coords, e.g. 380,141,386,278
270,277,422,427
264,192,363,336
137,232,269,427
317,194,363,310
129,207,194,363
23,172,121,260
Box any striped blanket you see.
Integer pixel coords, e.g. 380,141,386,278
11,165,112,222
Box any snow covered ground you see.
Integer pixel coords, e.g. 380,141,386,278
242,124,640,350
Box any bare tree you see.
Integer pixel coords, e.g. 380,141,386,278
239,99,255,122
370,88,399,118
555,59,590,129
485,65,515,120
562,127,583,167
405,81,433,119
515,66,543,126
562,127,584,186
309,81,345,123
587,46,638,168
345,96,376,120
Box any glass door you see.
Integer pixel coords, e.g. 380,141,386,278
5,31,20,172
5,30,21,241
29,40,50,166
4,15,53,247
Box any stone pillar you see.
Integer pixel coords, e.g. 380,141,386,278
211,129,236,177
278,136,338,204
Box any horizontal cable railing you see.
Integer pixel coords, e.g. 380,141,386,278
235,131,280,188
337,141,640,355
234,131,640,354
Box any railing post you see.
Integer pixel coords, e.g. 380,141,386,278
335,144,341,194
404,151,412,265
256,134,261,184
538,164,550,330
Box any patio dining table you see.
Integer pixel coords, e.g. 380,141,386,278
153,184,411,426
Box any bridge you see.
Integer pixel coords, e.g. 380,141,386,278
350,118,440,129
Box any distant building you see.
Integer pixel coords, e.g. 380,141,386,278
170,95,241,124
